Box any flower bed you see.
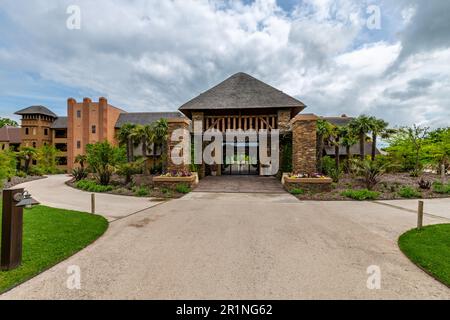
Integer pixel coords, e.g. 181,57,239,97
283,173,333,192
153,172,199,190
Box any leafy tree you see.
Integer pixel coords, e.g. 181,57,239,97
36,145,60,174
370,118,391,161
0,149,17,187
18,146,37,174
132,124,153,174
349,115,374,160
316,119,334,173
0,117,18,128
86,141,126,185
117,123,137,162
117,160,144,184
422,128,450,173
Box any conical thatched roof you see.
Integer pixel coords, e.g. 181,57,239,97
179,72,305,117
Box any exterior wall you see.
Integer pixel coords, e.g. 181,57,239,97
52,129,68,171
20,115,54,148
292,114,318,174
0,142,9,150
67,97,124,170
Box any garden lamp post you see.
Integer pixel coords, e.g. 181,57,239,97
1,188,40,271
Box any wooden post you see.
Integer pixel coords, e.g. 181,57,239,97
441,164,446,183
417,201,424,229
1,188,24,271
91,193,95,214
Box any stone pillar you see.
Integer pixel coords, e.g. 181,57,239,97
191,112,206,178
166,118,191,173
277,110,292,133
291,114,319,174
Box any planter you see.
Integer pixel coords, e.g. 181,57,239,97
153,173,199,190
283,174,333,192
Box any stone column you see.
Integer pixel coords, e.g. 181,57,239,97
277,109,292,133
191,112,206,178
291,114,319,174
166,118,191,173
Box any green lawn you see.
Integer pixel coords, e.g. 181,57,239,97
0,200,108,293
399,224,450,287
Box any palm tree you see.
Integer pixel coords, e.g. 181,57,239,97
116,123,137,162
74,154,87,169
370,118,389,161
151,119,169,172
316,119,334,173
340,125,358,173
132,124,153,174
349,115,375,160
18,146,37,174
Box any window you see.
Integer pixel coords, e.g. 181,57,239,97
32,128,36,135
25,128,29,135
77,141,81,149
32,142,36,148
92,125,96,134
44,128,48,136
77,110,81,118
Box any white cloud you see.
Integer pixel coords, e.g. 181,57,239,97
0,0,449,128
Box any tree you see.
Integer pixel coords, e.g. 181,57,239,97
75,154,87,169
352,159,392,190
0,117,18,128
117,160,144,184
37,145,59,174
349,115,374,160
330,125,346,169
150,119,169,172
132,124,153,174
117,123,137,162
86,141,126,185
340,125,358,173
18,146,37,174
316,119,334,173
0,149,17,187
370,118,395,161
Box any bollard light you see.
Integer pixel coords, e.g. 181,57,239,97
13,191,40,209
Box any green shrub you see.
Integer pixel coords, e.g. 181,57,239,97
75,180,113,193
290,188,305,195
432,181,450,194
133,186,150,197
175,183,191,194
161,188,173,198
398,186,422,199
341,189,380,201
72,167,88,181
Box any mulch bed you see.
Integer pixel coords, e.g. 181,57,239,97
294,173,449,201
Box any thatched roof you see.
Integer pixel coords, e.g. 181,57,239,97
51,117,68,129
322,115,354,126
324,143,380,156
179,72,306,117
115,112,185,128
15,106,57,118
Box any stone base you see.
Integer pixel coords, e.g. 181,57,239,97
153,173,199,190
283,176,333,192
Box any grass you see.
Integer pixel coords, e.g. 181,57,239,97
341,189,380,201
290,188,305,195
75,179,113,193
399,224,450,287
0,200,108,293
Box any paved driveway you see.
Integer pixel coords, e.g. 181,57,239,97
2,190,449,299
13,175,163,222
194,176,286,193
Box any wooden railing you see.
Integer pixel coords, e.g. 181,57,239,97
204,115,277,132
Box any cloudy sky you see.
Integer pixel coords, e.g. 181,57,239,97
1,0,449,128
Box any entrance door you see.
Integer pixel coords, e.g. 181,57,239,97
222,142,259,175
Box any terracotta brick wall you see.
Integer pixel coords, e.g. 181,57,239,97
292,114,318,174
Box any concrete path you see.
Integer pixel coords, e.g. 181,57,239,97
2,191,449,300
13,175,163,222
376,198,450,220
